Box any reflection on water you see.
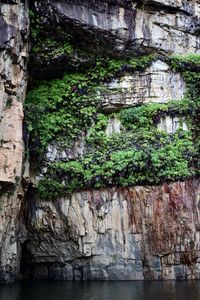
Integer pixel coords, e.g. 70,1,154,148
0,281,200,300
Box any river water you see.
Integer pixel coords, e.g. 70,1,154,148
0,281,200,300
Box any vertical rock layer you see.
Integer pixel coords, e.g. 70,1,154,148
22,180,200,280
0,0,29,284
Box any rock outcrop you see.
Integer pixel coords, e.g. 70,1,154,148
0,0,29,284
30,0,200,78
21,0,200,281
101,60,186,111
22,180,200,280
157,115,188,133
33,0,200,55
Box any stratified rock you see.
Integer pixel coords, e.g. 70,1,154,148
101,60,186,111
0,0,29,284
1,0,199,285
29,0,200,78
33,0,200,55
22,180,200,280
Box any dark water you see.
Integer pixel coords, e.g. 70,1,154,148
1,281,200,300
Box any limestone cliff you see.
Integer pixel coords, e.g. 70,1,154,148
1,0,200,284
22,180,200,280
0,0,29,283
30,0,200,78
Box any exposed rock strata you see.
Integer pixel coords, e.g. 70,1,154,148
40,0,200,55
22,180,200,280
101,60,186,111
20,0,200,283
0,0,29,284
30,0,200,78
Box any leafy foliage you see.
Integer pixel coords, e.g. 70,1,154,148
25,55,155,152
25,54,200,199
26,73,98,151
29,9,75,61
37,179,65,200
168,54,200,100
119,99,198,129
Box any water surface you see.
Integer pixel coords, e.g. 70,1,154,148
1,281,200,300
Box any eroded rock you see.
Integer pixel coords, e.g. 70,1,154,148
157,115,188,133
32,0,200,56
101,60,186,111
0,0,29,284
22,180,200,280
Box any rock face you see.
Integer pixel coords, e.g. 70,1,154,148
33,0,200,56
101,60,186,111
157,116,188,133
22,180,200,280
21,0,200,282
106,118,122,136
30,0,200,78
0,0,29,284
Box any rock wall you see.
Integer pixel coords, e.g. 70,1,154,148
42,58,188,163
21,0,200,281
34,0,200,55
101,60,186,111
30,0,200,78
0,0,29,284
22,180,200,280
0,0,200,284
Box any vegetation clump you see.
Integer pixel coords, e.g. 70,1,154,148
25,54,200,199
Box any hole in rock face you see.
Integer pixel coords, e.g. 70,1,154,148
20,240,64,281
20,183,36,280
20,241,70,281
20,240,33,280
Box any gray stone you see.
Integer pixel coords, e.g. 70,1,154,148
33,0,200,56
0,0,29,284
101,60,186,111
157,116,188,133
22,180,200,280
